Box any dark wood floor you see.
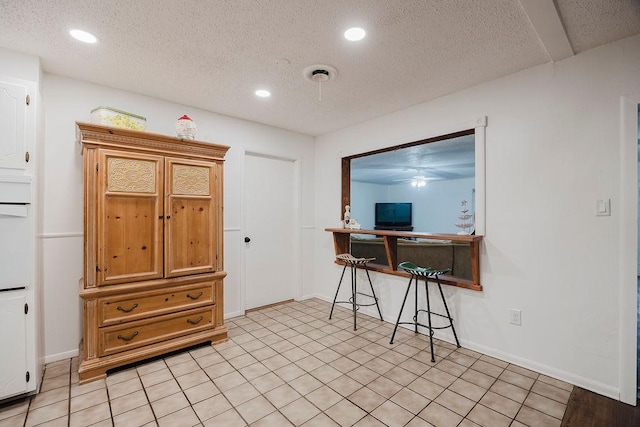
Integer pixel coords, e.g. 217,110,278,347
562,387,640,427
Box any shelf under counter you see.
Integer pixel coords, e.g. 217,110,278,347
325,228,483,291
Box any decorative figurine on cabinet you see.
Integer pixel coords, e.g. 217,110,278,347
176,115,198,140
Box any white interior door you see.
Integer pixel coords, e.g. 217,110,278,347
244,153,295,310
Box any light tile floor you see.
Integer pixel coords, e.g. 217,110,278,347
0,299,573,426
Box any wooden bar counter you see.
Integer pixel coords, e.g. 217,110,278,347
325,228,483,291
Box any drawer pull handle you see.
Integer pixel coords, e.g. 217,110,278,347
186,292,203,300
117,331,139,342
116,303,138,313
187,316,204,325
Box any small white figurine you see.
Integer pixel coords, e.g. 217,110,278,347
344,205,351,225
348,218,361,230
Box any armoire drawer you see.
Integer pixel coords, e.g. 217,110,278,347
100,306,214,356
99,282,215,326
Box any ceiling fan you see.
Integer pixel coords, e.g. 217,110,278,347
351,162,475,185
410,176,427,188
392,175,429,188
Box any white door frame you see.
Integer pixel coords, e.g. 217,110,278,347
241,150,302,313
619,92,639,405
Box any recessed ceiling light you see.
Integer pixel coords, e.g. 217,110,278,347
344,27,366,41
70,29,97,44
255,89,271,98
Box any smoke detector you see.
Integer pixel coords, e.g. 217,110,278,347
311,69,330,82
303,64,337,100
303,64,338,83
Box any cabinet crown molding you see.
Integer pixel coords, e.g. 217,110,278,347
76,122,230,160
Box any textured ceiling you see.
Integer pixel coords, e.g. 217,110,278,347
555,0,640,52
0,0,638,136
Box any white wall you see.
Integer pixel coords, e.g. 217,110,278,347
0,47,40,82
40,75,315,361
352,178,474,232
350,181,384,229
396,178,474,233
315,35,640,400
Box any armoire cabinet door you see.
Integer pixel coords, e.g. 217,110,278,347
164,158,218,277
97,150,164,285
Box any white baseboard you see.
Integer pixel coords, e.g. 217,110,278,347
460,339,620,400
224,310,245,320
44,349,79,365
299,292,621,400
300,293,332,303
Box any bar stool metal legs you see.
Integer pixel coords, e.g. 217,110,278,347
390,261,460,362
329,253,383,330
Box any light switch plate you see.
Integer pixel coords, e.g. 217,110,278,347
596,199,611,216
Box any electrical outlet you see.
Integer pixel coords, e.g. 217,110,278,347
510,309,522,326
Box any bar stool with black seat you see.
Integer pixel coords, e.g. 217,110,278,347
390,261,460,362
329,253,383,330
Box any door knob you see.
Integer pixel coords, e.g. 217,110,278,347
244,237,251,243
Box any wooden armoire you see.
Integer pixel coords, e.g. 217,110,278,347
77,122,229,383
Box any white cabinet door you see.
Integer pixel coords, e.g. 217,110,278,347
0,79,28,170
0,293,27,399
